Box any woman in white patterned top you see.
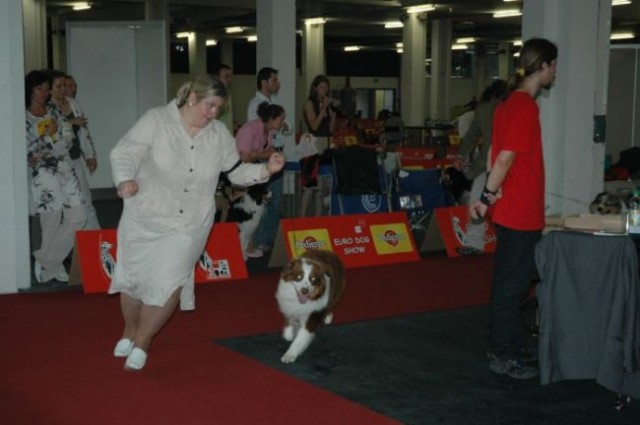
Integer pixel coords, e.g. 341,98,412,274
25,70,86,284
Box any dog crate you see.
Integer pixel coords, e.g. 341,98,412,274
281,162,333,218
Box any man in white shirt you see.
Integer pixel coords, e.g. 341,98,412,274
246,67,280,121
245,67,283,255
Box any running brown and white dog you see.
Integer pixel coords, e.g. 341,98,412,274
275,249,345,363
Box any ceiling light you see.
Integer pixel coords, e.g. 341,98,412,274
513,40,523,46
344,46,361,52
503,0,520,2
397,48,403,53
205,39,217,46
493,9,522,18
225,26,244,34
612,0,632,5
610,32,635,40
175,32,192,39
72,2,91,11
513,52,520,57
385,21,404,29
247,35,258,42
407,4,435,14
396,42,403,48
456,37,476,44
451,44,469,50
305,18,327,25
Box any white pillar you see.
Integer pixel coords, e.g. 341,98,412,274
146,0,170,100
22,0,47,71
256,0,296,158
303,19,325,92
1,0,31,293
498,42,512,79
50,13,67,71
189,32,207,78
522,0,611,215
400,12,427,126
430,19,452,121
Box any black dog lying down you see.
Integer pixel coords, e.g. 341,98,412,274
589,190,630,215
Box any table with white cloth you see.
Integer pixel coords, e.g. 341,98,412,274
535,230,640,398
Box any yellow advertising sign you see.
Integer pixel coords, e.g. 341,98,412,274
370,223,413,255
287,229,333,258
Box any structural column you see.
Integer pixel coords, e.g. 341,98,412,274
146,0,170,99
400,11,427,126
497,41,512,79
1,0,30,293
256,0,296,157
188,32,207,78
303,19,325,94
22,0,47,71
522,0,611,214
430,19,452,121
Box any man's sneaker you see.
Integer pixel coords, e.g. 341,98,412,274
489,355,539,380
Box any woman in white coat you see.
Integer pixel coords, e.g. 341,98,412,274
109,75,284,371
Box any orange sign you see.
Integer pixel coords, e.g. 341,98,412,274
277,212,419,268
434,206,497,257
74,223,247,294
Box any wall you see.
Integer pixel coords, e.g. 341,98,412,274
67,21,167,189
606,47,640,163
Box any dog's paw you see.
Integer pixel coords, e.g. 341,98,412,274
324,312,333,325
281,353,297,363
282,326,294,341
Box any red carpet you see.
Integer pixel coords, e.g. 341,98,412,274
0,255,492,425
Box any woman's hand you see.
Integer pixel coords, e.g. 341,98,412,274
85,157,97,173
46,120,58,137
71,116,88,127
266,152,285,175
117,180,138,199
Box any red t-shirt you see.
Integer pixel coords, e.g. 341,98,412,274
490,91,545,231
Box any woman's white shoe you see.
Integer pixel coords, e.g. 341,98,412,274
124,347,148,370
113,338,134,357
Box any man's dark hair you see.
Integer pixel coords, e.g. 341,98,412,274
256,66,278,90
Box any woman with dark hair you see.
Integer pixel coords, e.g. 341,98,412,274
25,70,86,284
471,37,558,380
234,101,287,258
109,75,284,370
303,74,336,153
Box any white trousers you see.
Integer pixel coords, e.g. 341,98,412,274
72,158,101,230
33,206,86,282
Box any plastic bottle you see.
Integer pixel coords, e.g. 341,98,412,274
627,188,640,235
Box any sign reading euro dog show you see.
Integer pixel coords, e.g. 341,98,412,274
274,212,420,268
72,223,248,294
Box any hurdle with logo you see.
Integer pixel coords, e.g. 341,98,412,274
269,212,420,268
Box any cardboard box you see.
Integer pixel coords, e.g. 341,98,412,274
563,213,625,233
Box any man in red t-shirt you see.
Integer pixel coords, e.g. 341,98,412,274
470,38,558,380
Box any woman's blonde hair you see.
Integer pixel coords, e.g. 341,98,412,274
176,74,228,107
